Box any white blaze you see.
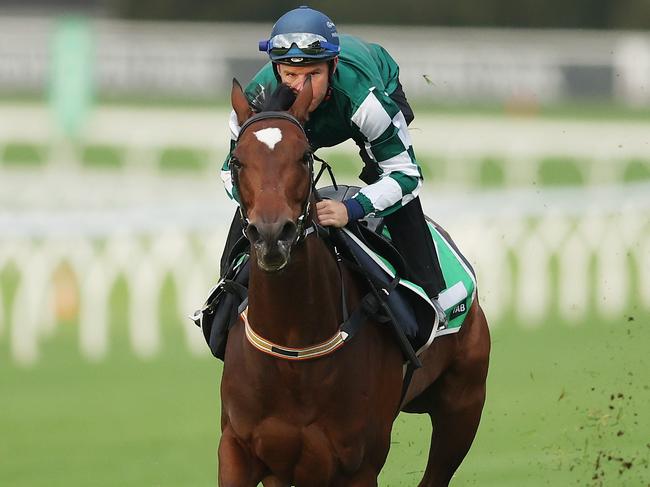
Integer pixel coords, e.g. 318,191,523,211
254,127,282,150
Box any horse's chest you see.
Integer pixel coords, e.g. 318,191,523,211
221,327,392,480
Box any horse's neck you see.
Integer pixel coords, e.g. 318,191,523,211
247,236,343,347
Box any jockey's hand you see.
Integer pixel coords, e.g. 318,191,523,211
316,200,349,228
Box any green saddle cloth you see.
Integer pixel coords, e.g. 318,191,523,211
370,221,477,337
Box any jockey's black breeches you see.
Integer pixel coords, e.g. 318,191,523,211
383,197,446,299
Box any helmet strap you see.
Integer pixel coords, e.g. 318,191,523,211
272,62,282,82
324,57,338,101
328,57,339,76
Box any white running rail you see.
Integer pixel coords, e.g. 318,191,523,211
1,183,649,365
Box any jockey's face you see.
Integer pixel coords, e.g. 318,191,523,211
277,60,336,113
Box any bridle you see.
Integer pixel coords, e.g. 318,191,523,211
228,111,315,245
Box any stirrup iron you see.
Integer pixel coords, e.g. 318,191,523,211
431,298,448,328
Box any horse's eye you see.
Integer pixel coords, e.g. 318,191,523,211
229,157,242,169
302,151,312,165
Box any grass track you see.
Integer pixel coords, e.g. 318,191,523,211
1,312,649,486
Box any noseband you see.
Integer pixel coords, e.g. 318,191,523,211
229,111,315,244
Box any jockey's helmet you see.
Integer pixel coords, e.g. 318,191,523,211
259,6,340,65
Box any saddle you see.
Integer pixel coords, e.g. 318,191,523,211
317,185,409,279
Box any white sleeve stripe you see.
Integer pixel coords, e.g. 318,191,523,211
351,89,392,142
359,177,403,212
377,150,420,177
229,110,240,140
392,111,413,149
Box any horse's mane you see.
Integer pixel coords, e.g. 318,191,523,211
250,83,297,113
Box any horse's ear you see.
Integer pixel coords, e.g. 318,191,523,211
289,76,312,124
231,78,253,126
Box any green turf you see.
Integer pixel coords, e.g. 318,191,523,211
1,303,648,486
406,100,650,122
320,153,592,189
159,147,211,172
81,144,124,169
1,142,47,167
623,159,650,183
382,315,650,485
5,95,650,121
537,157,585,186
478,157,506,187
0,140,640,189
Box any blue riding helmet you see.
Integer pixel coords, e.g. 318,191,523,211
259,6,340,65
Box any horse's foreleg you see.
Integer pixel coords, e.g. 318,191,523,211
218,427,262,487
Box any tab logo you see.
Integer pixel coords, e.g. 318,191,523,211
450,302,466,319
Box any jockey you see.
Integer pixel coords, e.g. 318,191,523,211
220,6,447,317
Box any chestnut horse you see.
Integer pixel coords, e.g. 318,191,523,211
218,79,491,486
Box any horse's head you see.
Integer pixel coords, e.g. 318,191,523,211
230,78,314,272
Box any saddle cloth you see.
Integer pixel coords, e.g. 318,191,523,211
341,222,476,353
192,186,477,360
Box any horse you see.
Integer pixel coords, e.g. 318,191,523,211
217,78,491,486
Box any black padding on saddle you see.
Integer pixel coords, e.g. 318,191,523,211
317,184,385,234
198,257,250,360
349,222,408,280
317,184,408,279
335,230,419,340
224,235,250,276
317,184,360,202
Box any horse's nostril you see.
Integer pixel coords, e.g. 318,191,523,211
278,220,298,243
246,223,261,243
247,220,296,247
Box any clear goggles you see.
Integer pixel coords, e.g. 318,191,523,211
259,33,340,56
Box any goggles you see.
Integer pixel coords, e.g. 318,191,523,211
259,33,340,56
